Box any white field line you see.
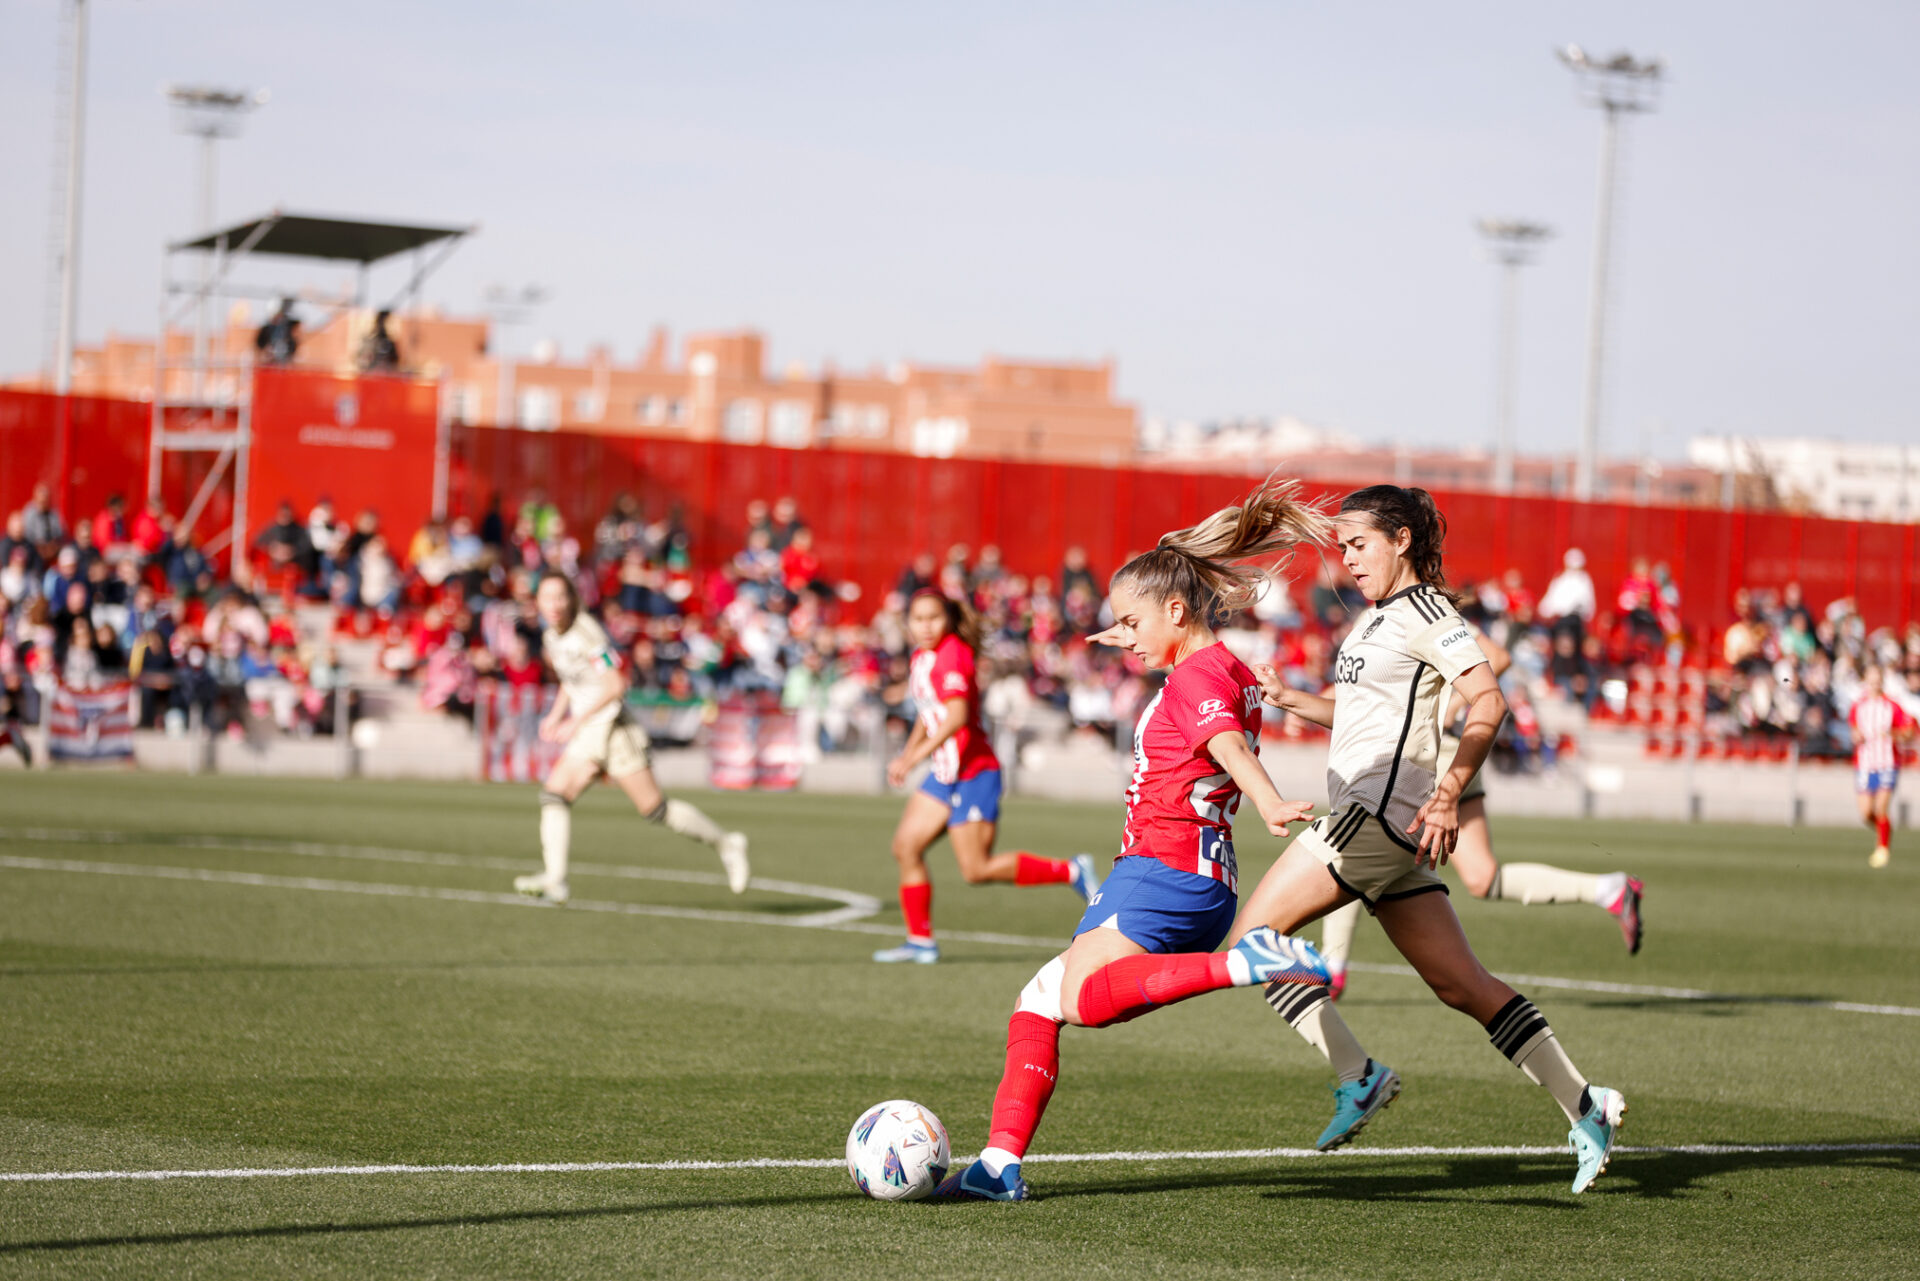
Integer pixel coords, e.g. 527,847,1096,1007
5,1142,1918,1184
0,829,880,926
5,833,1920,1015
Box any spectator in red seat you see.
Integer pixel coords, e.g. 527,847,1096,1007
255,502,316,583
307,499,344,583
420,629,478,722
356,534,401,613
58,616,122,689
1539,548,1596,644
781,526,823,596
896,552,937,597
21,483,66,551
1723,589,1770,675
1617,557,1662,656
496,631,543,690
131,498,169,556
1,544,38,605
769,495,803,550
91,494,132,558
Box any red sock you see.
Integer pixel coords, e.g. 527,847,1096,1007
1013,853,1072,886
1074,953,1233,1028
900,882,933,941
1876,816,1892,847
986,1012,1061,1158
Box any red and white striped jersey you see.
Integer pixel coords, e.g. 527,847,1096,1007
909,633,998,785
1849,692,1913,775
1120,643,1262,892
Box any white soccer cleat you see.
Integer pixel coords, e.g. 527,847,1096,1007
719,831,751,894
1869,846,1890,869
513,874,569,905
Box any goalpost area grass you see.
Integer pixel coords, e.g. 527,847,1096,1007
1,772,1915,1279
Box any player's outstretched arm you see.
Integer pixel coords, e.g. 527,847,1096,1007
1208,729,1315,838
1410,663,1506,865
1251,662,1335,729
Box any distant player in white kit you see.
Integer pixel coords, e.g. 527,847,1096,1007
1849,665,1914,868
513,572,750,904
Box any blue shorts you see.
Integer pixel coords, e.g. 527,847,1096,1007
1858,768,1898,795
1073,854,1237,955
919,769,1002,827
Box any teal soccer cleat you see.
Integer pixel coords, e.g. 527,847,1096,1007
872,940,940,964
1315,1059,1401,1151
1569,1086,1627,1193
933,1159,1029,1201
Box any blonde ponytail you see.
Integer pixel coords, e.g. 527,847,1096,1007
1111,472,1330,619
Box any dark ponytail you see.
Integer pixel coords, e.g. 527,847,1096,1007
910,587,982,652
1337,485,1451,597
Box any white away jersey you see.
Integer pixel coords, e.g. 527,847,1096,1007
544,612,624,729
1326,584,1488,837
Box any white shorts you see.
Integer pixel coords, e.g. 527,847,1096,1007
1293,802,1448,909
560,711,652,778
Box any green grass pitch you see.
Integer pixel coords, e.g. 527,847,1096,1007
1,772,1916,1279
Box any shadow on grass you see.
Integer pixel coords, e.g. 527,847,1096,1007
7,1145,1916,1253
1026,1143,1920,1206
0,1189,853,1256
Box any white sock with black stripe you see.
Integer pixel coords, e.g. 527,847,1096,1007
647,797,725,849
1266,980,1372,1084
1488,863,1620,908
1485,993,1589,1124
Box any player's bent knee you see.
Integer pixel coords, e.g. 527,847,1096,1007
1465,863,1499,899
1015,957,1067,1023
539,789,573,810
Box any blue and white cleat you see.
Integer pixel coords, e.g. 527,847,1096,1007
933,1159,1029,1201
1316,1059,1401,1150
1569,1086,1627,1193
1227,926,1329,987
1068,853,1102,903
872,940,940,965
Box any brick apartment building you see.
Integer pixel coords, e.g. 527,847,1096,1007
13,309,1140,466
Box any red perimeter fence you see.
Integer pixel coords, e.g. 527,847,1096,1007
445,425,1920,636
5,375,1915,635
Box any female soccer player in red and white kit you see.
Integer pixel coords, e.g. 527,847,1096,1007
872,589,1099,963
1850,665,1914,868
936,477,1332,1200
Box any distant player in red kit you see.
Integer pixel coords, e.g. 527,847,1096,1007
872,589,1099,963
935,476,1332,1200
1849,666,1914,868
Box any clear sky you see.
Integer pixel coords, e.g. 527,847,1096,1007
3,1,1915,459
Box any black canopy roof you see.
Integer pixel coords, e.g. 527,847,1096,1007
172,212,470,264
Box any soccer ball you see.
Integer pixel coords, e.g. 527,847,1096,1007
845,1099,950,1201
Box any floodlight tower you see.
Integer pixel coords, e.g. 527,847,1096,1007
1558,44,1662,501
50,0,89,395
1477,219,1552,495
165,84,267,400
483,284,550,427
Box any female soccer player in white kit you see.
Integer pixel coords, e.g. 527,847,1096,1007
1234,484,1627,1194
512,573,750,903
936,476,1332,1202
1306,622,1646,1000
